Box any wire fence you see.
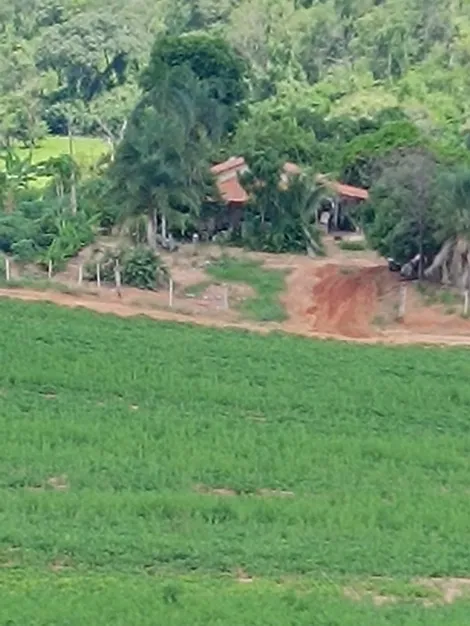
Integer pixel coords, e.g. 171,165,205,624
0,255,232,314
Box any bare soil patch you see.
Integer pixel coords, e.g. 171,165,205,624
49,557,73,572
193,484,237,497
416,577,470,604
344,577,470,607
307,265,394,338
235,568,254,583
256,488,294,498
40,392,57,400
47,475,69,491
193,484,294,498
343,586,397,607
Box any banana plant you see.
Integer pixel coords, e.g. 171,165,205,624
0,147,37,212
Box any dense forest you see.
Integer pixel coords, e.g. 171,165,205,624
2,0,470,288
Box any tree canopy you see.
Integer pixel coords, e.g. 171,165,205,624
3,0,470,283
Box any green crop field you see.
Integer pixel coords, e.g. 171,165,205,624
1,297,470,624
23,135,109,168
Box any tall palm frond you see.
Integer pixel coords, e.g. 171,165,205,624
425,167,470,287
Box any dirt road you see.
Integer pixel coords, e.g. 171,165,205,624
2,279,470,347
2,238,470,347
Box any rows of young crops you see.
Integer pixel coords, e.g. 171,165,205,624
2,571,470,625
1,298,470,622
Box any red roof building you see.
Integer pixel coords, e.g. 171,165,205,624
211,157,368,204
210,157,306,204
316,175,369,201
210,157,249,204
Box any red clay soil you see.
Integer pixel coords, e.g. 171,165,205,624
307,265,393,338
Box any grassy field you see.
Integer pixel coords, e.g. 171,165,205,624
2,136,107,181
206,256,287,321
1,298,470,623
21,135,109,168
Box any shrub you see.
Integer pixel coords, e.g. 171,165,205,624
11,239,38,264
122,246,168,290
86,246,168,290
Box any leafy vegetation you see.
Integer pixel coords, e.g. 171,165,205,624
0,3,470,254
85,245,168,290
2,300,470,621
24,136,107,169
2,1,470,274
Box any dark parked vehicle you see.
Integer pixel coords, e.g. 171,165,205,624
387,258,401,272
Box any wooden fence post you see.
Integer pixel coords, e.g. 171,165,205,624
48,259,53,279
5,257,10,282
464,290,469,317
114,260,122,298
96,263,101,288
398,284,407,320
78,264,83,286
169,278,174,308
223,284,229,310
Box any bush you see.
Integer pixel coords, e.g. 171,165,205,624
122,246,168,290
86,246,168,290
11,239,38,264
0,213,36,253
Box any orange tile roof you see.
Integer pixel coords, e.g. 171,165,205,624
216,176,249,203
328,181,369,200
283,162,301,174
210,156,246,175
211,157,369,203
316,175,369,200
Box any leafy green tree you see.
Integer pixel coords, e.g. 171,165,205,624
38,154,79,201
363,149,440,272
141,33,248,136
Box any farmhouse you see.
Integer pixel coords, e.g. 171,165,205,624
210,156,369,233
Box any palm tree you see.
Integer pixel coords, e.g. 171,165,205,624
277,173,326,255
241,155,326,254
112,65,219,247
38,154,79,204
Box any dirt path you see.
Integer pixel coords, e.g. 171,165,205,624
0,288,282,334
2,285,470,347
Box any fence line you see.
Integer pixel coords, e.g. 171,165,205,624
1,257,231,314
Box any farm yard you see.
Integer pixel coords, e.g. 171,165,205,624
3,239,470,346
1,297,470,623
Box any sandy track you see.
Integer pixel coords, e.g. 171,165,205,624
2,286,470,348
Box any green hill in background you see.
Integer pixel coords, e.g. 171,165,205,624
2,0,470,146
